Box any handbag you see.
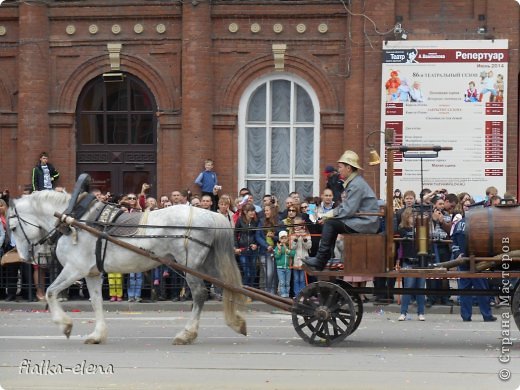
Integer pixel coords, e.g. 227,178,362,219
1,248,22,266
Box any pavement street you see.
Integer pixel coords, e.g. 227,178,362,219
0,301,519,390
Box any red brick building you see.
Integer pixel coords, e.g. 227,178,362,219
0,0,518,202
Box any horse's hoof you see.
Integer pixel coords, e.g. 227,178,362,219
84,338,102,345
239,321,247,336
63,324,73,339
172,337,192,345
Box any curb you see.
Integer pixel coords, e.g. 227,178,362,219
0,300,510,316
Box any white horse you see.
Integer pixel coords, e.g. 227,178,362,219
8,191,247,344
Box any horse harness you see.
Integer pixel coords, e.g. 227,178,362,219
9,192,97,264
90,202,210,274
9,206,51,264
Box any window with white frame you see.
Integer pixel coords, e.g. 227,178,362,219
238,74,320,209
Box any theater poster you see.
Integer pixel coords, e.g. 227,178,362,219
380,39,508,200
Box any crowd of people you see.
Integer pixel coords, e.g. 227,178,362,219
0,153,517,325
393,185,516,322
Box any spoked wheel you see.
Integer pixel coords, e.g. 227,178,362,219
512,281,520,332
291,281,356,346
335,280,364,335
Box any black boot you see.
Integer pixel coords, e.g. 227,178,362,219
302,257,328,271
302,222,338,271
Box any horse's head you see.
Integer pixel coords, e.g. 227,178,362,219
8,191,70,262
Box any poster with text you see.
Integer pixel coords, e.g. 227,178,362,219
380,39,508,200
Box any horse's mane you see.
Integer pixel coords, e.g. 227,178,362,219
28,190,71,207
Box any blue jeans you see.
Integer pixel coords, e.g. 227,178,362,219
128,273,143,298
400,271,426,315
239,253,257,287
292,269,306,297
261,254,276,294
458,277,493,320
277,268,291,298
152,266,163,283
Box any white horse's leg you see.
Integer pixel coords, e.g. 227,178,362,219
83,275,107,344
173,275,206,345
46,267,84,339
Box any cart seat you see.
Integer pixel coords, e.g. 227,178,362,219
343,233,386,274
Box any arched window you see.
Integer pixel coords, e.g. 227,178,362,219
78,75,155,145
238,74,320,206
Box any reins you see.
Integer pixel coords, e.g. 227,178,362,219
76,217,312,235
9,206,57,263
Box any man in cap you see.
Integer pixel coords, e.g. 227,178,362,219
303,150,380,271
324,165,344,204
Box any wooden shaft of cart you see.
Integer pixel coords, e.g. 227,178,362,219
385,144,453,272
54,212,293,312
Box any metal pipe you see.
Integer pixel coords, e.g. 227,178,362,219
387,145,453,152
432,257,468,269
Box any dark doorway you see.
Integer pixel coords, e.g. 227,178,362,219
76,73,157,198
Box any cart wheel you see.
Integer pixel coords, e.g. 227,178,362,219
512,281,520,332
334,280,363,335
291,281,356,346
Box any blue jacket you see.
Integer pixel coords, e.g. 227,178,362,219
451,218,465,259
194,170,218,193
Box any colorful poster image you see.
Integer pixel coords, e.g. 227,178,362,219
380,40,508,199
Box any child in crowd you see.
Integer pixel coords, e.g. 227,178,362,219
290,217,312,297
274,231,295,298
127,273,143,302
398,208,426,321
194,159,219,205
393,189,404,211
108,273,123,302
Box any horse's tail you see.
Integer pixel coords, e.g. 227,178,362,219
212,216,247,336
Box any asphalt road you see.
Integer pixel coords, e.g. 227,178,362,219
0,308,519,390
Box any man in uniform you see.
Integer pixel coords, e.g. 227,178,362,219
303,150,380,271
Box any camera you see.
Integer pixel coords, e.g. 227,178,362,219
214,185,222,191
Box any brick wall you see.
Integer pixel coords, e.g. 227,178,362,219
0,0,518,198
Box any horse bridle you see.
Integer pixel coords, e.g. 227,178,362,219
9,206,57,262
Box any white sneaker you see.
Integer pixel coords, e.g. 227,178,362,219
398,314,406,321
418,314,425,321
